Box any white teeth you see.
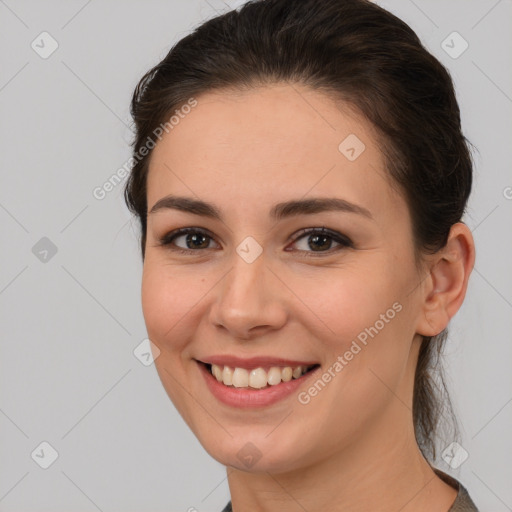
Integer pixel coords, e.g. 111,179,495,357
249,368,268,389
212,364,223,381
267,367,282,386
222,366,233,386
232,368,249,388
209,364,313,389
281,367,293,382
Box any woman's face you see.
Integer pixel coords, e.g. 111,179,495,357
142,84,427,473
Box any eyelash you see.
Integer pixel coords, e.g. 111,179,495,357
157,227,353,257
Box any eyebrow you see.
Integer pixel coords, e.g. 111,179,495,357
148,195,373,221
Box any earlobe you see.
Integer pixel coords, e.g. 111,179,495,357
416,223,475,337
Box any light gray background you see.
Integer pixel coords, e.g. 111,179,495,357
0,0,511,510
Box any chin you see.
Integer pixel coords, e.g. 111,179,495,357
198,431,310,474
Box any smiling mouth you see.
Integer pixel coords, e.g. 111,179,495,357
202,362,321,390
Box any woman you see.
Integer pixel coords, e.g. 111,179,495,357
124,0,479,510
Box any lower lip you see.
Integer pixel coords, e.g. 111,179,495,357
197,361,321,408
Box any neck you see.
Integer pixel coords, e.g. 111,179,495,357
225,400,457,512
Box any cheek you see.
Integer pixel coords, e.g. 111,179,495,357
141,262,202,348
298,265,413,398
140,262,203,419
298,264,404,345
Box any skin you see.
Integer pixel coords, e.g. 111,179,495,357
141,83,475,512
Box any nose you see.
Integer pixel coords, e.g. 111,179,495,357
209,250,287,340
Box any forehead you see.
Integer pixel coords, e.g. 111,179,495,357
146,83,403,222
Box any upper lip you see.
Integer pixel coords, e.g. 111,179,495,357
196,355,319,369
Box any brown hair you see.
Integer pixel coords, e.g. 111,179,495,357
124,0,474,461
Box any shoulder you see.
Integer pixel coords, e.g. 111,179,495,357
434,468,480,512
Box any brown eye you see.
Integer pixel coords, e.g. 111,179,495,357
159,228,219,253
158,226,353,257
288,227,353,256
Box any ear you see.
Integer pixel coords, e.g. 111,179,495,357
416,223,475,337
